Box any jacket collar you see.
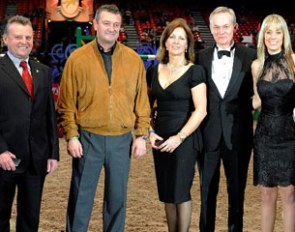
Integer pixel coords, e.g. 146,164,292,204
1,54,41,98
96,41,116,55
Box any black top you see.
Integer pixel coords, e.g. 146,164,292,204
254,51,295,187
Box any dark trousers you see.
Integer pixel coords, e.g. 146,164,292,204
199,138,251,232
0,169,46,232
66,130,132,232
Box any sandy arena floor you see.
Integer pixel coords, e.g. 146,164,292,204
10,138,284,232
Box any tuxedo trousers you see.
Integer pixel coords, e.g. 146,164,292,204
199,137,251,232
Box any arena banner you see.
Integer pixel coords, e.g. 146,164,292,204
46,0,94,22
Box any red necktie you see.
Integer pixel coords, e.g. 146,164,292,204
20,61,34,98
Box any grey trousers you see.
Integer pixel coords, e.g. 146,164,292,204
66,130,132,232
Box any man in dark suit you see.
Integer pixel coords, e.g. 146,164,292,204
0,15,59,232
196,6,256,232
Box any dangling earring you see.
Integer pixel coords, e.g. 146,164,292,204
185,48,188,53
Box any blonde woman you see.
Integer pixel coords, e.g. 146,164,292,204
251,14,295,232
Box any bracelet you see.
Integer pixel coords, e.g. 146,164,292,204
177,131,187,143
136,135,148,140
68,136,79,141
148,129,155,134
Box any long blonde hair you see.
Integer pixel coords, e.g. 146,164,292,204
256,14,294,80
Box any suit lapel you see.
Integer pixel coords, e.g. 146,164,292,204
204,48,223,99
29,61,41,96
1,55,30,95
203,48,214,78
223,45,243,99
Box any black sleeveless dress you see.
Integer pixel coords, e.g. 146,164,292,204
254,52,295,187
147,64,205,203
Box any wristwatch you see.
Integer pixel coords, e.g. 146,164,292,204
136,135,148,140
177,132,187,142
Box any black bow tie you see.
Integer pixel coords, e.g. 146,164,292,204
217,50,231,59
216,43,235,59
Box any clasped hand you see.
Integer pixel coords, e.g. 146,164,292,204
150,133,182,153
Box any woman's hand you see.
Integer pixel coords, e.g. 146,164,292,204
149,132,164,149
158,134,182,153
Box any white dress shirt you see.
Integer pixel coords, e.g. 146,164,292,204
211,46,235,98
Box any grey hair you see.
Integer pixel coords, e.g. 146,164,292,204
4,15,32,35
209,6,237,27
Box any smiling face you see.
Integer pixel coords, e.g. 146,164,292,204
165,27,188,56
2,22,33,59
210,12,236,49
264,24,283,54
93,10,121,49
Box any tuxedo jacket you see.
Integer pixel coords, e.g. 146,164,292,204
196,44,256,151
0,55,59,174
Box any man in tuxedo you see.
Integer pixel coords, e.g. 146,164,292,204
196,6,256,232
0,15,59,232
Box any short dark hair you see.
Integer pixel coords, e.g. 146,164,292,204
94,4,121,21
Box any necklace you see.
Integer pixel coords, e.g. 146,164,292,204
167,60,187,84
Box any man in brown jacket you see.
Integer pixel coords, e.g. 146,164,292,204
57,4,151,232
